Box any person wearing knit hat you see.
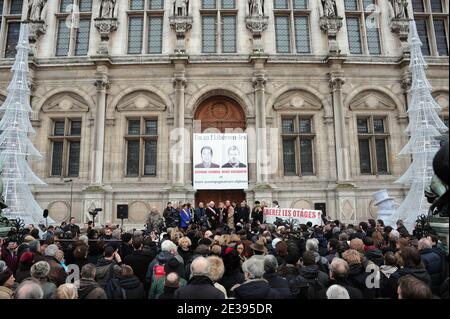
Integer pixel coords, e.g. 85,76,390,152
15,252,35,283
0,261,15,299
30,261,57,299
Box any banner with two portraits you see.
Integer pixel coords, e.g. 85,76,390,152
193,133,248,190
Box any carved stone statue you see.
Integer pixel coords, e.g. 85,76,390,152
173,0,189,16
99,0,116,19
391,0,409,19
322,0,338,17
27,0,46,21
248,0,264,16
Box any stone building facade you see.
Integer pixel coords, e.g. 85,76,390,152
0,0,448,228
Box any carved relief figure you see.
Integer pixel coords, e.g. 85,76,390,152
99,0,116,18
322,0,338,17
27,0,47,21
390,0,409,19
174,0,189,16
248,0,264,16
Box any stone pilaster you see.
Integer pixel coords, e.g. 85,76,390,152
92,66,110,185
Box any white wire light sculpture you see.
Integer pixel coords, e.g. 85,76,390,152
0,23,53,226
389,20,448,231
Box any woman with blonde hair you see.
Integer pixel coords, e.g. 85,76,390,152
54,283,78,299
177,236,193,264
207,256,227,298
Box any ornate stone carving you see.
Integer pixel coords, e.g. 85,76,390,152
273,90,322,111
116,91,166,112
329,71,345,91
94,2,118,55
389,0,410,55
26,0,48,55
390,0,409,19
246,15,268,54
320,16,343,55
321,0,338,18
349,91,397,110
248,0,265,17
169,0,192,54
42,93,89,113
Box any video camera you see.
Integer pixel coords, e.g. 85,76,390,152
89,208,103,217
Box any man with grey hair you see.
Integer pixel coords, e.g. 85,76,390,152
78,263,107,299
263,255,291,298
14,279,44,299
146,240,182,285
418,237,443,294
320,258,363,299
43,244,67,286
231,256,281,299
306,238,329,273
30,261,56,299
174,257,225,299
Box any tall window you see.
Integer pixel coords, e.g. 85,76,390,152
274,0,311,53
1,0,23,58
127,0,164,54
281,116,315,176
357,117,389,174
412,0,448,56
50,118,82,177
344,0,381,55
125,118,158,177
201,0,237,53
55,0,92,56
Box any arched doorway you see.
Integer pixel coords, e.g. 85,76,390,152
194,95,247,206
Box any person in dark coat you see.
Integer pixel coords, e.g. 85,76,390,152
119,233,134,260
318,258,363,299
174,257,225,299
123,237,156,289
388,247,432,299
219,250,245,294
43,244,67,286
158,272,181,299
73,245,89,270
342,249,376,298
231,256,281,299
0,239,18,274
95,245,122,289
64,217,81,237
177,236,193,265
78,263,107,299
396,220,409,237
118,265,146,299
234,201,250,225
15,252,34,283
263,255,291,298
289,251,329,299
418,238,443,294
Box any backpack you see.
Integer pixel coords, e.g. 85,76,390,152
152,264,166,283
292,277,325,299
105,278,127,299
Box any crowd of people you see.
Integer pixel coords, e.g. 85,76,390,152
0,140,448,300
0,211,448,300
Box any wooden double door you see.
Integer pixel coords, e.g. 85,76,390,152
194,95,247,206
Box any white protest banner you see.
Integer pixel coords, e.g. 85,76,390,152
193,133,248,190
263,207,324,226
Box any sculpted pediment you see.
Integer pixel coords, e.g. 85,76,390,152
274,90,322,110
349,91,396,110
117,91,166,112
42,93,89,113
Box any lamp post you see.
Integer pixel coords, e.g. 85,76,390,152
64,179,73,221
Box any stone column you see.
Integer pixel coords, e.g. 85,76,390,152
329,64,350,182
251,56,269,185
172,59,187,186
92,65,109,185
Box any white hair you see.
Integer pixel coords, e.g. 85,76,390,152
242,256,265,279
45,244,59,257
326,284,350,299
15,280,44,299
389,230,400,241
161,240,177,253
190,256,210,277
306,238,319,253
79,235,89,246
418,238,432,250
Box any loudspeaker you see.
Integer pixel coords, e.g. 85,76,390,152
314,203,326,216
43,209,49,219
117,204,129,219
